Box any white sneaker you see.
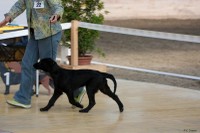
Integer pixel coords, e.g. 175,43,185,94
7,99,31,109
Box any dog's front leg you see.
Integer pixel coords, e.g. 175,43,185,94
40,91,63,111
66,91,84,108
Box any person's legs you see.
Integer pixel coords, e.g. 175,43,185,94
8,32,62,108
13,34,39,105
7,31,85,108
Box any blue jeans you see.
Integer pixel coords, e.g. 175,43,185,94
14,32,62,105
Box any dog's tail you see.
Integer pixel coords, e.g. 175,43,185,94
102,73,117,94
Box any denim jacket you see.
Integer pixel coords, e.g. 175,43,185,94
5,0,63,40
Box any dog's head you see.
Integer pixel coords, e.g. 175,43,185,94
33,58,57,73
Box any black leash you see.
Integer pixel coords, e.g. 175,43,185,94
49,19,53,59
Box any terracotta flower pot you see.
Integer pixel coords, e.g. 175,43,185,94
67,55,93,65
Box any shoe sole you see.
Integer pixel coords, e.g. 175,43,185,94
6,100,31,109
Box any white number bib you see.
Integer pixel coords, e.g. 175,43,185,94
34,1,44,9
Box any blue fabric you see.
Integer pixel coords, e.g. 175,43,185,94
14,31,62,105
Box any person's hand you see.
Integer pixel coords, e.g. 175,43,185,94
49,15,59,24
0,16,11,27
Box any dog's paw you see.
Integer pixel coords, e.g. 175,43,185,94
79,109,89,113
79,104,84,108
77,105,84,109
120,107,124,112
76,103,84,108
40,108,48,112
71,103,84,109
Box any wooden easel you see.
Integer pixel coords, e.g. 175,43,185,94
60,20,107,72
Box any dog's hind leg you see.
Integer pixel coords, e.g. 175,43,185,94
40,90,63,111
100,82,124,112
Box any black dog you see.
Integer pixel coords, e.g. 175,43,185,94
33,58,124,113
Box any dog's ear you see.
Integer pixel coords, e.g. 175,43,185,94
46,58,57,66
34,58,55,71
40,58,55,65
40,58,59,73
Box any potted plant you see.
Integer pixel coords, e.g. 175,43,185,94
61,0,108,65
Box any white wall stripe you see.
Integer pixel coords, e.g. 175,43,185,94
79,22,200,44
92,61,200,81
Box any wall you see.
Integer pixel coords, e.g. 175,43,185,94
0,0,200,26
0,0,27,25
103,0,200,20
